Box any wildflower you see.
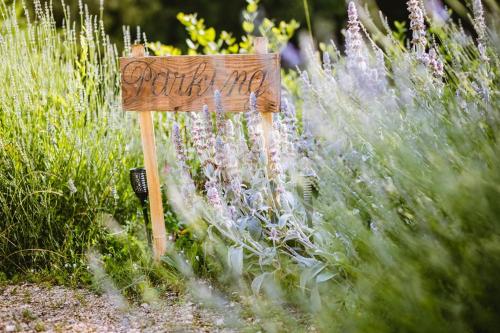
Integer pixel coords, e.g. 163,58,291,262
215,136,228,174
122,25,131,56
206,181,223,213
246,92,263,164
227,205,238,220
472,0,486,42
225,119,235,142
269,228,280,242
345,2,366,71
135,25,141,44
214,90,226,136
407,0,427,56
192,112,207,158
281,96,299,148
203,104,216,150
249,192,264,210
472,0,488,60
68,179,77,194
420,47,444,77
268,131,284,180
428,48,444,77
172,122,189,173
172,122,196,202
223,121,243,200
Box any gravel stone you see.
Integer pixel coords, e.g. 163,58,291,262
0,283,232,333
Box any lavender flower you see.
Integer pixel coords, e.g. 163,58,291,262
268,228,280,242
225,119,235,142
205,180,223,213
345,2,366,71
472,0,488,60
215,136,228,174
245,92,263,165
224,120,243,200
407,0,427,56
281,96,299,148
268,131,283,180
472,0,486,41
231,114,250,159
192,111,207,158
203,104,215,149
428,48,444,77
214,90,226,136
419,47,444,77
172,122,188,173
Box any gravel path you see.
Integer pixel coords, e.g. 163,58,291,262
0,283,230,332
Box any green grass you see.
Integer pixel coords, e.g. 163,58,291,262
0,0,142,283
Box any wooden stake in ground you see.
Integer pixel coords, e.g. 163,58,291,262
131,44,167,260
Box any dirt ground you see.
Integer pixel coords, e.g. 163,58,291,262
0,283,232,332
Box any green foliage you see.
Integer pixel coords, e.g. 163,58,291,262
147,2,500,332
0,0,142,284
1,1,500,332
392,20,407,45
148,0,299,56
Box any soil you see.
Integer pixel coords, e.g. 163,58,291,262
0,283,232,332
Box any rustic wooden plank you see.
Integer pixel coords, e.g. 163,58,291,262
131,44,167,260
120,53,280,112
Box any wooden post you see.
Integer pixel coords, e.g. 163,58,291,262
131,44,167,260
120,44,280,254
253,37,274,169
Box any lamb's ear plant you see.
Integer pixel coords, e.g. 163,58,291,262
160,1,500,331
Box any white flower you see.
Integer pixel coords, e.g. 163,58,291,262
345,2,366,71
407,0,427,55
68,179,77,194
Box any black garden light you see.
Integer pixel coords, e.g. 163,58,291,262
130,167,152,248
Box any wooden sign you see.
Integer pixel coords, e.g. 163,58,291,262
120,38,278,260
120,54,280,113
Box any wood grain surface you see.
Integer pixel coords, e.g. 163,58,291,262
131,44,167,260
120,53,280,112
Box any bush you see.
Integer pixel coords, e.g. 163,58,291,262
158,1,500,331
0,0,141,281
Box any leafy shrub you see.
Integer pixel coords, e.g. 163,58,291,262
0,0,142,281
159,1,500,331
